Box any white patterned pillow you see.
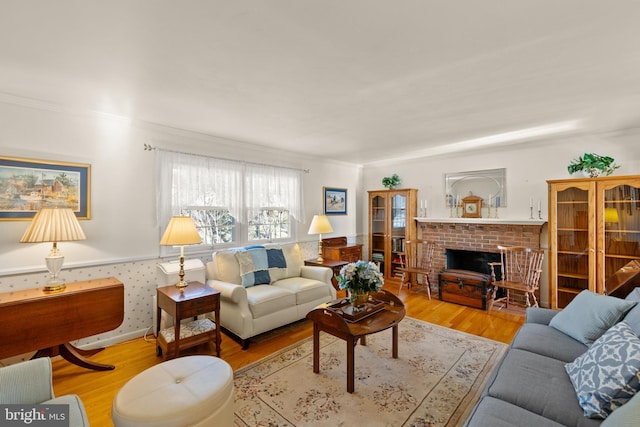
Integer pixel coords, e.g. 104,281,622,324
565,321,640,419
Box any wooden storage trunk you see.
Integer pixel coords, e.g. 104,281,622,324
439,269,492,310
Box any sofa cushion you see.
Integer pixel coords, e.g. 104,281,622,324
565,321,640,419
510,323,588,362
601,388,640,427
464,396,566,427
210,250,242,285
486,348,601,427
549,290,636,346
272,277,332,305
280,243,303,278
246,285,296,319
623,287,640,336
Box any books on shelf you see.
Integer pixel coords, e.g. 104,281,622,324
391,237,405,252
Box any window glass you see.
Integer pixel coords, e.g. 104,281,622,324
248,208,290,242
184,207,236,245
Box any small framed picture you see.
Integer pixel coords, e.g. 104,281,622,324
324,187,347,215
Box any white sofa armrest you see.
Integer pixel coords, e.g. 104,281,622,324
206,279,247,304
300,265,333,284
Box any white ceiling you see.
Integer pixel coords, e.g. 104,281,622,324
1,1,640,164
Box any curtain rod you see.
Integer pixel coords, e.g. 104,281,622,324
143,143,310,173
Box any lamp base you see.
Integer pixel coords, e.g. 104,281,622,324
43,280,66,292
44,246,66,292
175,280,189,292
175,255,188,292
317,239,324,264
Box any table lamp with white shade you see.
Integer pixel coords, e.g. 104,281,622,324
160,216,202,291
20,207,86,292
307,214,333,263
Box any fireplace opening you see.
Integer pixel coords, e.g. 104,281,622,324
445,249,502,277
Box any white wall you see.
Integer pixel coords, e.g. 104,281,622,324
0,98,361,276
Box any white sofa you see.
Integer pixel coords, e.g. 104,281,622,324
205,242,335,348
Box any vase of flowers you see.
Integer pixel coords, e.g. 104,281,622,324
337,260,384,308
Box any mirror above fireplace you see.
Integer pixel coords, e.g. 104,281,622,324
445,168,506,208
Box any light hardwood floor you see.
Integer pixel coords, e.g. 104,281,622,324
51,282,525,426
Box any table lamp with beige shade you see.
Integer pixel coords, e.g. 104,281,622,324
160,215,202,291
308,214,333,263
20,207,86,292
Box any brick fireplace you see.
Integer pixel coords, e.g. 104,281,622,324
417,219,546,302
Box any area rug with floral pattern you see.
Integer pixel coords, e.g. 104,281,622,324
233,317,507,426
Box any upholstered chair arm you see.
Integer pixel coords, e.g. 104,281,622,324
0,357,55,404
525,307,560,325
206,280,247,305
300,265,333,284
43,394,89,427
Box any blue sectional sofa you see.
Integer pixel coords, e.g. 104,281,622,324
464,288,640,426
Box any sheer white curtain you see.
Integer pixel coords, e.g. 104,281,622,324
245,163,304,222
156,150,243,232
156,149,305,242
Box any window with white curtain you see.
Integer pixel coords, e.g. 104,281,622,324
156,150,304,252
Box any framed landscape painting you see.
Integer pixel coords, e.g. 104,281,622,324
0,156,91,220
324,187,347,215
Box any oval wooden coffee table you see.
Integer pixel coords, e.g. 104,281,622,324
306,289,406,393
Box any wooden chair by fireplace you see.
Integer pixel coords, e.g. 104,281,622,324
488,245,544,311
396,240,435,300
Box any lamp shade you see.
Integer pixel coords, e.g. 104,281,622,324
308,214,333,235
604,207,619,224
160,216,202,246
20,208,86,243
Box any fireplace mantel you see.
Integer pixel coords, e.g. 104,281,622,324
415,217,547,226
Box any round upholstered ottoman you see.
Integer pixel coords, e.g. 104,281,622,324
112,355,234,427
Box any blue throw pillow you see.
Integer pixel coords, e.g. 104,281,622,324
549,290,637,345
565,321,640,419
602,388,640,426
265,247,287,282
235,246,271,287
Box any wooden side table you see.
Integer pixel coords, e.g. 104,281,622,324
305,258,348,291
156,282,220,359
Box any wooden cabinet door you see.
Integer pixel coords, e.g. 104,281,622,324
597,177,640,295
368,189,417,280
369,191,389,276
548,180,596,308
